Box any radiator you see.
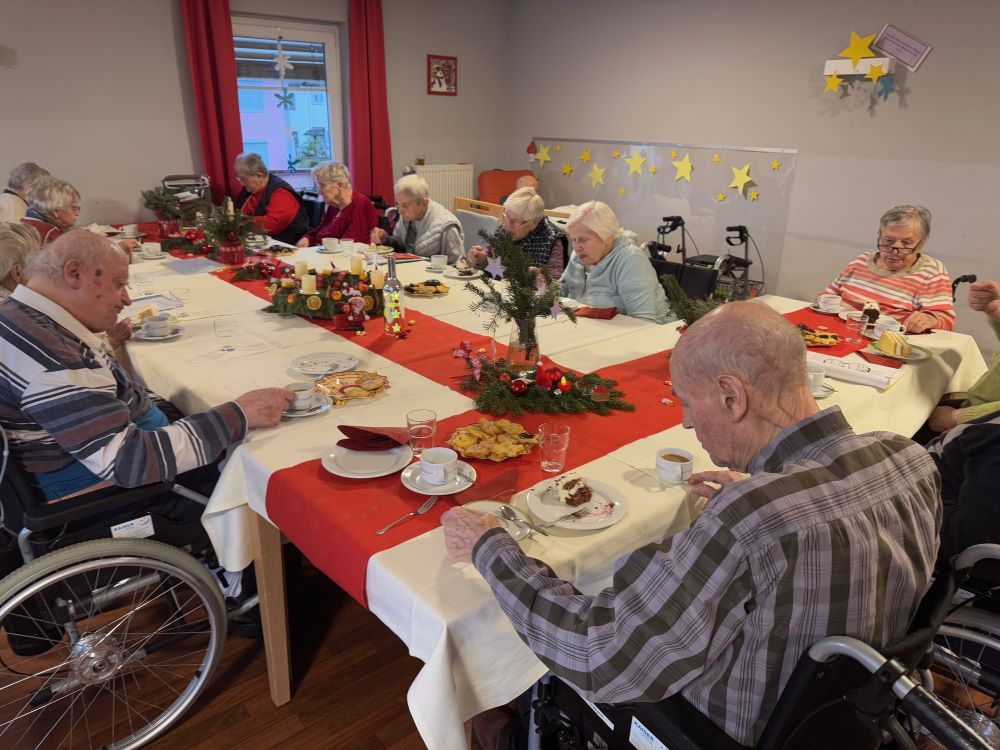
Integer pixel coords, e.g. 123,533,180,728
414,163,474,212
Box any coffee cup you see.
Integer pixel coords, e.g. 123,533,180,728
143,313,170,337
807,364,826,391
322,237,340,252
874,318,903,335
140,242,161,257
123,224,139,238
430,254,448,271
655,447,693,484
816,294,842,313
419,447,459,485
285,382,317,411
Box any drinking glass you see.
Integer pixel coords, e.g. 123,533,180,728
406,409,437,458
171,287,191,318
214,318,238,352
538,423,571,473
845,312,865,344
131,272,153,297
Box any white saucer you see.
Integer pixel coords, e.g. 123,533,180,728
425,267,446,274
317,247,344,255
808,304,844,315
292,352,359,376
443,267,483,280
134,325,184,341
811,383,836,400
138,252,167,260
524,476,628,530
119,233,146,242
463,501,531,541
401,460,477,496
322,444,412,478
282,394,332,418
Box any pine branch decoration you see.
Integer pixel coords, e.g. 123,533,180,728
661,274,720,325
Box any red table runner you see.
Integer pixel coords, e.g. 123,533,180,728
784,307,871,358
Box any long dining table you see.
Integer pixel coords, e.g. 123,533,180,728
122,243,988,750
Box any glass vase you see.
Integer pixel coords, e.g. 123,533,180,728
507,319,539,368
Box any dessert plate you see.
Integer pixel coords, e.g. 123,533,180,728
134,326,184,342
862,344,932,362
444,268,483,280
321,444,413,478
524,477,628,530
808,304,845,315
400,461,476,496
281,394,332,418
292,352,359,376
463,501,531,541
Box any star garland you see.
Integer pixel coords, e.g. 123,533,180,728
274,36,295,110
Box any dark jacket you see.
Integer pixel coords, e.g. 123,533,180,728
235,173,309,244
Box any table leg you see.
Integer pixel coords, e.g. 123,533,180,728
249,510,291,706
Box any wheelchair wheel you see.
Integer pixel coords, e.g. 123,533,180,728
0,538,226,749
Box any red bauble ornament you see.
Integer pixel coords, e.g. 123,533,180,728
510,379,529,396
545,367,563,382
499,373,511,382
534,372,553,389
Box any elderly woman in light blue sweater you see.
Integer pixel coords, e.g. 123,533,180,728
560,201,671,324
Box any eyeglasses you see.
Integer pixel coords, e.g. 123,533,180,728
877,243,917,256
502,212,527,226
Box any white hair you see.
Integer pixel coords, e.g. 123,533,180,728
234,152,268,177
26,229,127,282
313,161,352,188
7,162,50,193
26,176,80,217
879,205,931,242
394,174,429,202
503,187,545,223
566,201,622,243
0,222,39,284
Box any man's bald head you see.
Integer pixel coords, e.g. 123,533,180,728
515,174,539,191
26,229,128,283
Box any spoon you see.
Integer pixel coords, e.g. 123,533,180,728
496,504,548,537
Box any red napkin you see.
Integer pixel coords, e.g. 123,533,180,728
575,306,619,320
337,425,410,452
858,350,904,369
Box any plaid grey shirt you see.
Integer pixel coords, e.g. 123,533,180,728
473,407,941,745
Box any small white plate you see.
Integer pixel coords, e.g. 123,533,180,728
426,266,446,274
134,326,184,341
812,383,836,400
316,247,344,255
862,343,932,362
138,252,167,260
119,233,146,242
401,461,477,496
808,304,844,315
525,477,628,530
463,501,531,541
282,394,333,418
292,352,359,376
321,444,413,478
443,267,484,280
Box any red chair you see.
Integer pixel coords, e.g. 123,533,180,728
477,169,535,204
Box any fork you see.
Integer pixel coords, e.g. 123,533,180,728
375,495,439,535
538,506,592,528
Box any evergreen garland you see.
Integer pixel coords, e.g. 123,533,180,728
661,274,721,325
140,187,182,220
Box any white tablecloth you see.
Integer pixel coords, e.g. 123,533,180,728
123,248,988,750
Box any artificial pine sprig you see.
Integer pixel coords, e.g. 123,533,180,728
661,273,721,325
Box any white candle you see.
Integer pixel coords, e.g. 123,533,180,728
294,260,308,278
350,254,363,275
371,267,385,289
300,274,317,294
226,197,234,216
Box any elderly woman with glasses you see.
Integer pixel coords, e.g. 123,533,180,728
296,162,379,247
21,177,83,245
233,152,309,244
819,205,954,333
370,174,464,263
0,222,40,299
467,187,568,277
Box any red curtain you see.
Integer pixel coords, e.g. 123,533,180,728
180,0,243,204
348,0,394,201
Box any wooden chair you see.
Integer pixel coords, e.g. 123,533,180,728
454,196,503,218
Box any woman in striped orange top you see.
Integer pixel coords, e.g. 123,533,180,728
820,205,955,333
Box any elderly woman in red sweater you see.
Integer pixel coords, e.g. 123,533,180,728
296,162,379,247
819,205,955,333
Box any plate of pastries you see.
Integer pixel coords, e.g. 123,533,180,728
315,370,391,404
404,280,449,297
448,419,538,461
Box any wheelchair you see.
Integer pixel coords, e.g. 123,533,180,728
523,545,1000,750
0,446,232,749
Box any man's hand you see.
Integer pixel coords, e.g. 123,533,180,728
969,280,1000,322
441,507,502,563
902,311,938,333
688,471,748,500
928,405,960,433
117,239,139,252
295,236,311,248
106,318,133,348
235,388,294,429
467,245,488,267
370,227,388,244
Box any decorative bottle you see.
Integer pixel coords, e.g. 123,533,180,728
382,254,404,335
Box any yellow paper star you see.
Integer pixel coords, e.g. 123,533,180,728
865,63,886,84
729,163,753,196
555,144,562,153
587,163,606,187
839,30,876,69
771,159,781,171
618,186,626,195
824,72,843,93
624,150,646,175
580,149,592,163
649,165,658,175
671,153,693,182
750,190,760,201
712,154,721,164
534,145,552,168
561,162,573,176
716,193,727,203
670,150,678,159
612,149,621,159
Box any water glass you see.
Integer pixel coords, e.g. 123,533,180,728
171,287,191,318
131,271,153,297
213,318,238,352
538,422,571,473
845,312,865,344
406,409,437,458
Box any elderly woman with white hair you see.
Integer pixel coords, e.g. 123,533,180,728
0,162,50,223
296,161,379,247
0,222,40,299
560,201,670,324
467,187,568,276
233,152,309,244
371,174,464,263
21,176,82,245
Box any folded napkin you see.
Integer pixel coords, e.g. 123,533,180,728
337,425,410,452
575,306,619,320
858,350,904,369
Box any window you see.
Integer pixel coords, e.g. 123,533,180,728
232,19,344,181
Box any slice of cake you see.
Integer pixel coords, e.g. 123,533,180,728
133,305,158,324
862,301,881,325
875,330,912,357
559,477,593,507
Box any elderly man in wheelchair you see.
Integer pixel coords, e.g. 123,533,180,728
0,230,291,748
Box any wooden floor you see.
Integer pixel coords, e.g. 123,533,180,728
145,558,428,750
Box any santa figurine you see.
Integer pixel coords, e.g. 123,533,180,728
345,292,368,328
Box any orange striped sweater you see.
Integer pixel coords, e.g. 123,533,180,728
820,252,955,330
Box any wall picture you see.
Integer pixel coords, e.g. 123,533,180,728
427,54,457,96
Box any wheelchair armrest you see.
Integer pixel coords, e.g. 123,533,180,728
22,482,176,532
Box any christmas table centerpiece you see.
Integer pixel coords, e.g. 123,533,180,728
202,201,256,264
140,186,182,238
254,261,383,328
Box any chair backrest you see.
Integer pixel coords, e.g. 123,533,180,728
477,169,534,204
161,174,212,220
456,209,499,251
454,196,503,218
298,189,326,228
651,257,718,300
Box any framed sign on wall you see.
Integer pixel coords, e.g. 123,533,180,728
427,54,457,96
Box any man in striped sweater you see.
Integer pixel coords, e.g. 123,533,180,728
819,204,955,332
442,302,941,746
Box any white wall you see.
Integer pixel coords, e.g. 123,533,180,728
506,0,1000,351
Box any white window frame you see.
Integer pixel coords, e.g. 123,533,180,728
231,16,345,172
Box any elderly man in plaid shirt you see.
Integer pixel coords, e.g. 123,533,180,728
442,301,941,746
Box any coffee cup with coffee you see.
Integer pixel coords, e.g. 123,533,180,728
419,447,459,485
140,242,161,257
123,224,139,238
874,318,903,335
816,294,842,313
142,313,170,337
285,382,318,411
430,254,448,271
655,448,694,484
322,237,340,252
807,364,826,392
